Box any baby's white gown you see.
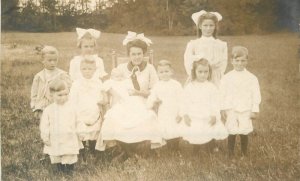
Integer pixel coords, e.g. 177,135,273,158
96,79,163,151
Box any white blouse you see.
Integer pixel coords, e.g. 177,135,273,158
69,55,107,81
184,36,228,76
220,69,261,112
117,63,158,91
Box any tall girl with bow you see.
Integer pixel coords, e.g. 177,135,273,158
184,10,228,87
69,28,107,81
96,32,164,159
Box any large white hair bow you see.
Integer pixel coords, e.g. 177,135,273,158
122,31,153,46
192,53,205,63
76,27,101,40
192,10,222,25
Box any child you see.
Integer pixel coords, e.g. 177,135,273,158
103,68,133,106
220,46,261,158
147,60,183,151
31,45,71,121
40,79,82,173
69,58,106,162
184,10,227,87
180,58,228,151
69,27,107,81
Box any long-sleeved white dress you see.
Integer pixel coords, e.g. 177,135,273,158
184,36,228,87
147,79,183,140
69,78,104,141
40,101,83,164
96,62,164,151
180,81,228,144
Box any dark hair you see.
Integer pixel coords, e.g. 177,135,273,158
49,79,67,93
191,58,212,81
126,39,148,55
197,13,218,38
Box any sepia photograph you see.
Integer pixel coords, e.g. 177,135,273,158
1,0,300,180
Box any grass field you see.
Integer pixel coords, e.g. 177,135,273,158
1,32,300,180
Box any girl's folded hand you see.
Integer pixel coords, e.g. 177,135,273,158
184,115,191,127
209,116,216,126
44,140,51,146
176,116,182,123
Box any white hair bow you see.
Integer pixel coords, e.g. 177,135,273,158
192,53,205,63
191,10,222,25
122,31,153,46
76,27,101,40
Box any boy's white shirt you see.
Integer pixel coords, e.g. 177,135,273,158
69,54,107,81
220,69,261,112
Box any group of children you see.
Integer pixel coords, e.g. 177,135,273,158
31,10,261,174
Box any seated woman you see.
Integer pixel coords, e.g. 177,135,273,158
96,31,164,158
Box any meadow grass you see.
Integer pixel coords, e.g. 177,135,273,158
1,32,300,180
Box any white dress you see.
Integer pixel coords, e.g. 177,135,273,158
220,69,261,135
180,81,228,144
147,79,183,140
96,62,164,151
69,78,104,141
40,101,83,164
69,55,107,81
184,36,228,87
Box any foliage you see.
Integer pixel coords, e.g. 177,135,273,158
0,0,297,36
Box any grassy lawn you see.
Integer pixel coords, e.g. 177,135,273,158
1,32,299,180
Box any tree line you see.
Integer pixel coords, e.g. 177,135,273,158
1,0,294,35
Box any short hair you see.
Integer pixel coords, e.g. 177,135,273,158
38,45,58,58
197,12,219,38
77,35,97,48
49,79,67,93
232,46,249,59
80,58,96,68
157,60,172,69
126,39,148,55
191,58,212,81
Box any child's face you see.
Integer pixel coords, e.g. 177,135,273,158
199,19,215,37
53,89,69,105
81,39,95,55
195,64,209,82
232,55,248,71
42,54,58,70
80,63,96,79
157,65,173,81
129,47,144,66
